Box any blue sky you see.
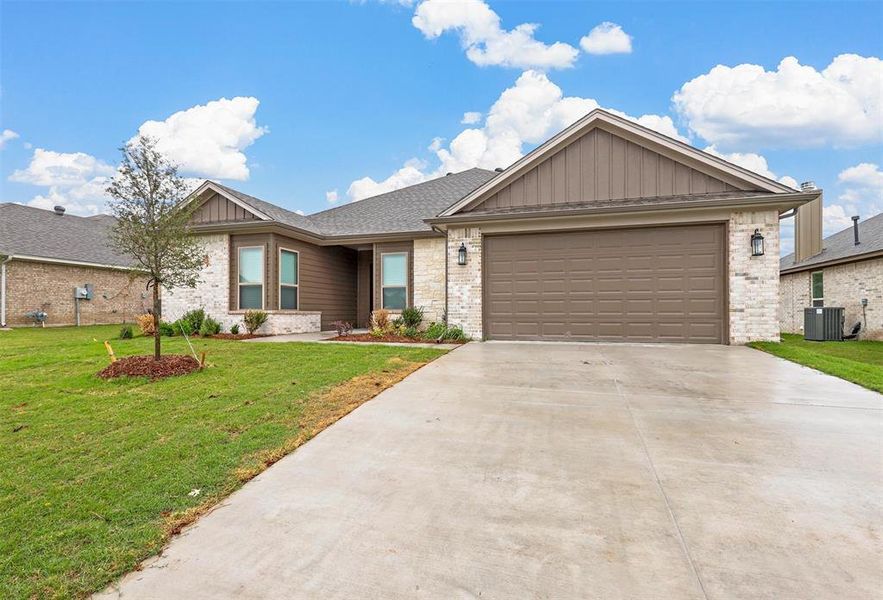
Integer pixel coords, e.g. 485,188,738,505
1,0,881,254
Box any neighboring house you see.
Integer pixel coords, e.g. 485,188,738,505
167,109,819,344
0,203,149,327
780,212,883,339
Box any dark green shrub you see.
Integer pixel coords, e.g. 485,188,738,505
400,306,424,328
402,326,419,339
177,308,205,335
157,321,176,337
422,322,447,340
230,323,240,335
118,324,134,339
442,325,468,341
199,316,221,336
243,310,268,334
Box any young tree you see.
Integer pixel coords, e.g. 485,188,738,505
106,136,204,359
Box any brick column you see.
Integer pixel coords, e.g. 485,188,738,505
728,210,780,344
446,227,483,339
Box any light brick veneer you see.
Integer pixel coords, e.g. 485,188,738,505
780,256,883,339
163,233,321,335
446,227,483,338
3,260,150,327
412,237,447,325
728,210,780,344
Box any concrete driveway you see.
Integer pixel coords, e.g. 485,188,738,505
98,343,882,600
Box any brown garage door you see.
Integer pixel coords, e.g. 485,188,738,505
484,224,726,344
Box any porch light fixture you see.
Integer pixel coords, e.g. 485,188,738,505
750,229,765,257
457,242,468,266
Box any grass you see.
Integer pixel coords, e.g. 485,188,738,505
749,333,883,393
0,325,447,599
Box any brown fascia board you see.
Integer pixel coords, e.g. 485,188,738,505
188,220,442,246
426,191,820,227
780,248,883,275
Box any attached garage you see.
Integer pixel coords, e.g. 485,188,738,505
484,224,726,343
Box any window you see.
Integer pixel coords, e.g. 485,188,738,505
279,248,299,310
811,271,824,307
381,252,407,310
238,246,264,309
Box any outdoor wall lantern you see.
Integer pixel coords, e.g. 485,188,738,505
458,242,468,265
750,229,765,257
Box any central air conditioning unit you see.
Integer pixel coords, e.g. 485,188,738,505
804,307,845,341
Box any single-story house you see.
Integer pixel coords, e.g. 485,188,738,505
780,212,883,339
0,203,149,327
167,109,820,344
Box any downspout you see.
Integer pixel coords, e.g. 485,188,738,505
431,226,449,323
1,255,12,328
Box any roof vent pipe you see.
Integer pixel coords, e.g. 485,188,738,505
852,215,860,245
800,181,817,192
53,205,65,216
494,167,504,172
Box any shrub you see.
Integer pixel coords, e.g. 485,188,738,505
400,306,424,328
118,324,134,339
422,322,447,340
135,313,155,335
243,310,268,334
370,309,392,335
402,326,419,339
332,320,353,337
230,323,240,335
442,325,468,341
177,308,205,335
157,321,176,337
199,316,221,336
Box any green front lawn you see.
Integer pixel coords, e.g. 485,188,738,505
0,325,446,599
749,333,883,393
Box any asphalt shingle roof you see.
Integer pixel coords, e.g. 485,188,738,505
781,212,883,271
0,203,136,267
206,168,498,237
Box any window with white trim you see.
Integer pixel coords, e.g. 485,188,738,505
811,271,824,307
238,246,264,309
381,252,407,310
279,248,299,310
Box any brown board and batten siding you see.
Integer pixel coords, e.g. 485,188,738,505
357,250,373,328
373,241,414,311
228,233,357,329
483,224,726,344
192,192,260,224
470,128,741,212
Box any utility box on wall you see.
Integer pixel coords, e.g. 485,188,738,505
804,307,844,341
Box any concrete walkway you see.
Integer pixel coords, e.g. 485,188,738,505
97,343,882,600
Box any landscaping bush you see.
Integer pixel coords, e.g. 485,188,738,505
135,313,155,335
177,308,205,335
199,316,222,336
442,325,468,341
370,309,392,335
332,320,353,336
243,310,268,334
157,321,176,337
230,323,240,335
402,326,419,339
118,324,134,339
422,322,447,340
400,306,424,328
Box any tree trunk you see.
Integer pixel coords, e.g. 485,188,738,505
152,284,161,360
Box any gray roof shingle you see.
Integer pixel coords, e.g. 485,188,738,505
0,203,136,267
781,212,883,271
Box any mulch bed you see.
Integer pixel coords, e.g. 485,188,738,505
209,333,268,340
97,355,201,380
329,334,466,344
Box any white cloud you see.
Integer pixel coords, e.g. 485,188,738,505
412,0,578,69
461,111,482,124
702,145,797,189
0,129,19,149
347,158,430,201
347,70,686,200
673,54,883,150
828,162,883,235
580,22,632,55
839,162,883,189
9,148,114,216
326,189,339,204
428,136,445,152
134,96,267,180
295,209,306,216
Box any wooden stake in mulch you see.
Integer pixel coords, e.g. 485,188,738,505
199,351,206,369
104,340,117,363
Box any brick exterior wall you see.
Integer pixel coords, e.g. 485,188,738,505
780,256,883,340
412,237,447,325
728,210,781,344
446,227,483,338
163,233,321,335
3,259,150,327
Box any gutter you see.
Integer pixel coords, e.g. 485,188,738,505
780,248,883,275
1,255,11,327
8,254,140,271
189,220,444,246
